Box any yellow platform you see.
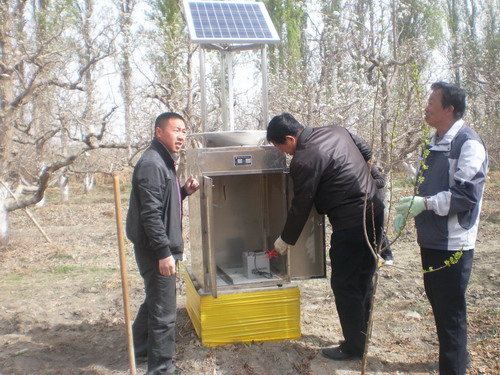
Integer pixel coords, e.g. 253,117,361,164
183,268,301,347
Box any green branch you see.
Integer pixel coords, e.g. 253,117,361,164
422,250,464,274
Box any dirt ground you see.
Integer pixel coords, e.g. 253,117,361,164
1,172,499,375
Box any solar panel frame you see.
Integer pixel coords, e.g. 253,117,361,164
183,0,280,44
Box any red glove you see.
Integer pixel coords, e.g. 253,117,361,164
273,236,289,255
265,249,280,259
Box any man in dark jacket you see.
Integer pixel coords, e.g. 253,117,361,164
267,113,384,361
126,112,200,375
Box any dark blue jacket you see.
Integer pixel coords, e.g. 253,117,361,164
415,120,488,250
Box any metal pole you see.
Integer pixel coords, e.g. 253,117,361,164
200,48,207,132
221,51,228,131
227,51,234,131
112,175,136,375
261,45,269,130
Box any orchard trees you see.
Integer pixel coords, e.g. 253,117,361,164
0,0,123,244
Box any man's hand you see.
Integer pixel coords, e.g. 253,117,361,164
184,175,200,195
159,256,175,277
274,236,290,255
395,196,426,219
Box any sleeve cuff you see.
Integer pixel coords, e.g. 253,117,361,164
181,186,189,199
426,195,439,213
156,246,172,259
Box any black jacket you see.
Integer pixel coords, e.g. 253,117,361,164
348,129,386,189
281,125,383,245
126,138,188,259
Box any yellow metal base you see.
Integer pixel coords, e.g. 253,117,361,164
184,268,301,347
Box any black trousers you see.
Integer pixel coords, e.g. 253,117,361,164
133,247,177,375
421,248,474,375
329,212,383,355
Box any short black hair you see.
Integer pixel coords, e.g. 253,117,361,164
266,113,304,144
154,112,185,129
430,81,467,119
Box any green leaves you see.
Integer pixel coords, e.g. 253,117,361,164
422,250,464,274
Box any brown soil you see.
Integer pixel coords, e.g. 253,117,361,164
1,173,499,375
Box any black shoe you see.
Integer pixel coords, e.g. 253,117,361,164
321,347,361,361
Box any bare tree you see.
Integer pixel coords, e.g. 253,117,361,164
0,0,125,244
117,0,135,160
446,0,462,84
446,0,499,166
139,0,198,132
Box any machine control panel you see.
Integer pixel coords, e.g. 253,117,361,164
234,155,252,167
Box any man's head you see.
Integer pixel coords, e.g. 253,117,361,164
266,113,304,155
425,82,466,131
154,112,187,154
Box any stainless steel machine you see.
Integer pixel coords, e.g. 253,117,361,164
185,130,326,298
181,1,325,345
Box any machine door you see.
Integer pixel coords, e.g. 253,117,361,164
202,176,218,298
286,175,326,280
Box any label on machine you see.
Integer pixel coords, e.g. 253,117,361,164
234,155,252,167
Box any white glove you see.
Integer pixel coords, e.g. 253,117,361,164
274,236,289,255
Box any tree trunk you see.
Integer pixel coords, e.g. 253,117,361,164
447,0,462,84
0,188,9,245
379,72,390,166
83,173,94,194
59,174,70,202
0,4,15,174
120,0,134,160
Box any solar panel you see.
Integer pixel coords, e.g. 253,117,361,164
183,1,280,44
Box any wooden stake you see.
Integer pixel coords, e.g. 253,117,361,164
112,175,136,375
0,180,51,243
